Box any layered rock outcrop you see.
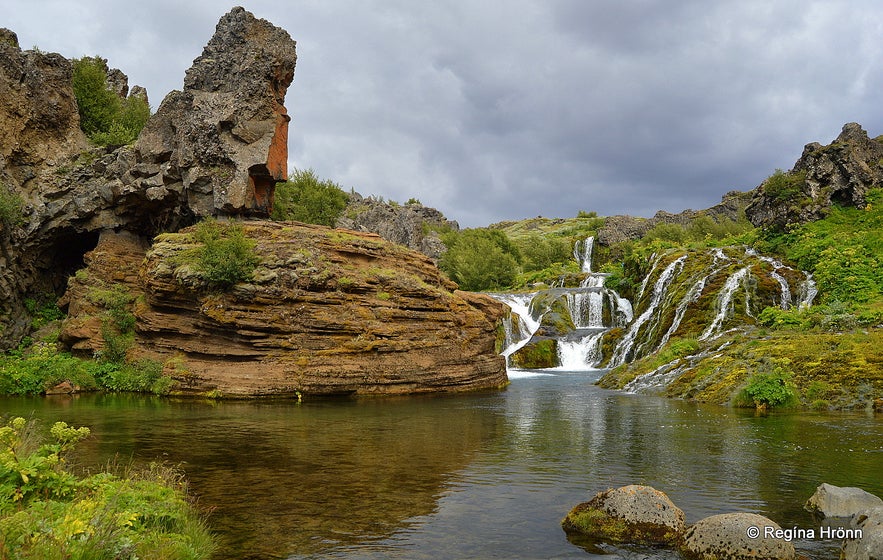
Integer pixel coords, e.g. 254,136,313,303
746,122,883,229
0,8,297,349
61,222,508,396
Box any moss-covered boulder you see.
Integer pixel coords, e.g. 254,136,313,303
562,485,685,547
509,338,558,369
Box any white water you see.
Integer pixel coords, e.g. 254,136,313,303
657,273,708,349
573,236,594,273
556,331,605,369
799,273,818,309
494,293,542,360
699,267,750,341
770,271,792,309
608,255,687,367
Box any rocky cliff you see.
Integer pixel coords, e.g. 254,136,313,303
0,7,297,349
336,193,459,260
60,222,507,396
746,122,883,229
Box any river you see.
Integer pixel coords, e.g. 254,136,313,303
2,369,881,559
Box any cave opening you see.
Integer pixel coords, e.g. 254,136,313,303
46,230,101,295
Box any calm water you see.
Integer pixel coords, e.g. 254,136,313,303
2,369,882,559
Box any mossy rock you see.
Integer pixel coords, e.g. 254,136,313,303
509,338,558,369
562,485,686,547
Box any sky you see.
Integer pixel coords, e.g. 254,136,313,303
5,1,883,227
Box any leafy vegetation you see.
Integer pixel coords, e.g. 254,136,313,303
0,183,25,230
734,367,799,409
189,219,260,289
271,168,349,227
756,188,883,306
0,417,216,559
761,169,807,200
439,228,521,291
72,56,150,146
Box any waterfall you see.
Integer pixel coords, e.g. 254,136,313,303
770,271,792,309
798,273,818,309
699,267,750,341
657,274,708,349
609,255,687,368
557,331,605,369
493,293,542,360
573,236,595,273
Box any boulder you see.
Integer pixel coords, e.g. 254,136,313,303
60,221,508,397
562,484,686,546
805,483,883,519
842,506,883,560
681,512,795,560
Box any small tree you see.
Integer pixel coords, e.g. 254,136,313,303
439,229,520,291
271,169,349,227
193,220,260,289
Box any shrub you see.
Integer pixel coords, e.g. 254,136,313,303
762,169,806,200
439,228,520,291
192,219,260,289
72,56,150,146
735,367,798,409
271,168,349,226
514,234,571,272
0,184,24,229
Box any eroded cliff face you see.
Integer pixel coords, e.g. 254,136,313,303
60,222,508,396
0,8,297,349
746,123,883,229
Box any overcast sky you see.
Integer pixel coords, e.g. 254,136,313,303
6,1,883,226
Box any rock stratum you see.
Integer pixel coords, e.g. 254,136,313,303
1,7,508,396
60,223,506,396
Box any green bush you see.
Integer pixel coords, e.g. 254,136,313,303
0,184,24,229
762,169,806,200
0,343,98,395
271,168,349,226
735,367,798,409
72,56,150,146
514,234,571,272
0,418,216,559
192,219,260,289
439,228,520,291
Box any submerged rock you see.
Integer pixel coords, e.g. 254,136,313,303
805,483,883,519
61,222,508,397
562,484,686,546
681,512,795,560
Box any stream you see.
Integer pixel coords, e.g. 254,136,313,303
2,369,881,559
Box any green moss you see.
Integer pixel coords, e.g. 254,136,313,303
510,339,558,369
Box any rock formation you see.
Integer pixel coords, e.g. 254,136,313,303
746,122,883,230
135,6,296,218
0,8,297,349
336,193,459,260
60,221,507,396
597,190,752,246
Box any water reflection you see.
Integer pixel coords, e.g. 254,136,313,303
2,372,881,559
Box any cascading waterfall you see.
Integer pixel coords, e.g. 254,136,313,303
493,236,817,377
699,267,750,341
608,255,688,368
495,293,542,361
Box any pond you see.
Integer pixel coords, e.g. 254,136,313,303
2,369,881,559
